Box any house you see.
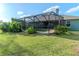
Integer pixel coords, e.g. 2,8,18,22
63,15,79,30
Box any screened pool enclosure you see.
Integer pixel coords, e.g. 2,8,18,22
19,11,67,30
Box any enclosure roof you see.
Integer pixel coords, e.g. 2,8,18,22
19,11,64,22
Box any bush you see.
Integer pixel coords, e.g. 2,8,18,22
0,23,10,32
9,21,23,32
0,21,24,32
11,18,26,30
0,17,27,33
27,26,36,34
54,25,68,34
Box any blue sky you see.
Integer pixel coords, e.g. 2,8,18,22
0,3,79,22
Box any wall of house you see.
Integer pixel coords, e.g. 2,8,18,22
70,20,79,30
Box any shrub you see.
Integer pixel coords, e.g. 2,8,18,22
0,21,23,32
27,26,36,34
54,25,68,34
9,21,23,32
11,18,26,30
0,17,27,33
0,23,10,32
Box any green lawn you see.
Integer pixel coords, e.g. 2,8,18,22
0,31,79,56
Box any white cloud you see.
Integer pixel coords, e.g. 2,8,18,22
17,11,24,15
66,6,79,13
20,14,30,18
43,5,60,13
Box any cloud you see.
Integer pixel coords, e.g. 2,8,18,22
43,5,60,13
17,11,24,15
66,6,79,13
20,14,30,18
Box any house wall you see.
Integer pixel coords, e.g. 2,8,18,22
70,20,79,30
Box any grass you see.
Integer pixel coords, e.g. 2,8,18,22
0,31,79,55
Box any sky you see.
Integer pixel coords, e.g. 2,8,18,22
0,3,79,22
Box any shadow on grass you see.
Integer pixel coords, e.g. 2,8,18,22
54,31,79,41
18,31,79,41
1,31,79,41
17,31,55,37
0,30,55,37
